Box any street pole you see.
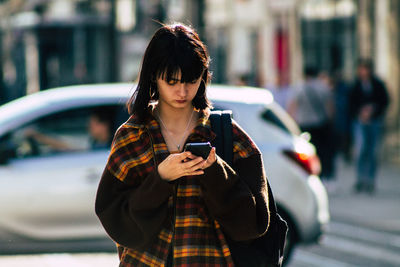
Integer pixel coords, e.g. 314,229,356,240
109,0,118,82
197,0,206,42
0,31,4,104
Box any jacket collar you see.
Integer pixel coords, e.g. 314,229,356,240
125,108,217,142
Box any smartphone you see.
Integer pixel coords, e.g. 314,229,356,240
184,142,212,159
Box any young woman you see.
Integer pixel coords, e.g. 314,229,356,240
95,23,271,266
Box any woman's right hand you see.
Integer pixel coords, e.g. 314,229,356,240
158,151,206,181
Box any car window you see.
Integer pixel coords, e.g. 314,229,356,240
5,104,126,159
261,108,290,133
260,105,301,136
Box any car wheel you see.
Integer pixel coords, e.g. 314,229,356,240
277,207,298,266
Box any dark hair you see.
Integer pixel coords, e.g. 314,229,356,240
127,23,212,122
357,58,374,71
91,106,114,126
303,65,319,78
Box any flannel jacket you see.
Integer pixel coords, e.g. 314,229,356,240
95,109,270,266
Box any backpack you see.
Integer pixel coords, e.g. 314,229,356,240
209,110,288,267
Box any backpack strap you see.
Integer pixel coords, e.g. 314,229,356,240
209,110,233,165
209,110,287,267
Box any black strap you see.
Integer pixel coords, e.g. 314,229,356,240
210,109,287,267
209,111,223,159
209,110,233,165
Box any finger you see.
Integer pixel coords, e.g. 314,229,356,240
210,147,216,156
189,159,207,171
179,151,192,160
180,158,204,177
186,154,198,160
207,147,216,161
186,170,204,176
184,156,204,168
203,148,216,168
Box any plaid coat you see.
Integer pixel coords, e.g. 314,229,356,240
95,109,270,266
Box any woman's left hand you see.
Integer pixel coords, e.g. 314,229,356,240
202,147,217,169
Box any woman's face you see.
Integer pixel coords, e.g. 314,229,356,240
156,70,202,110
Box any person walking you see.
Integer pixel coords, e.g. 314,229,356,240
95,23,273,266
267,73,293,111
288,66,335,189
331,72,352,163
349,59,389,194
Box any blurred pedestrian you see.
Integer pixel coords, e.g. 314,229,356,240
288,66,336,188
332,71,352,163
349,59,389,194
95,23,273,266
268,73,292,111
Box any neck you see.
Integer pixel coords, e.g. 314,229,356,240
156,103,194,128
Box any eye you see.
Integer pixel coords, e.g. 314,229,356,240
167,80,178,85
190,79,199,84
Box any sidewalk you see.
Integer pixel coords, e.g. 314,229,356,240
327,158,400,233
0,253,118,267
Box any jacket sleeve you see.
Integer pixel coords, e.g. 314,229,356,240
374,78,390,118
199,122,270,241
95,126,174,249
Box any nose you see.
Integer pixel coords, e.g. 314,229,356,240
177,83,188,98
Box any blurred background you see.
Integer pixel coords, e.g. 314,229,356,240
0,0,398,161
0,0,399,266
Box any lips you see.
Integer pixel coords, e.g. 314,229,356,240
176,100,187,104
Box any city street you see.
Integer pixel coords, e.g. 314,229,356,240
0,158,399,266
287,158,400,267
288,220,400,267
0,0,399,266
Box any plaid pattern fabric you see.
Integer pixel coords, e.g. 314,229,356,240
107,110,258,266
231,122,259,162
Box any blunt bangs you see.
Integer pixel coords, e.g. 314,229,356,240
154,32,206,83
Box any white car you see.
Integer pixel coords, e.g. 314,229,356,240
0,84,329,262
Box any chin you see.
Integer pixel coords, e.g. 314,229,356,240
174,102,190,108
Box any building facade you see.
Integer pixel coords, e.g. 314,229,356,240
0,0,399,159
204,0,399,160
